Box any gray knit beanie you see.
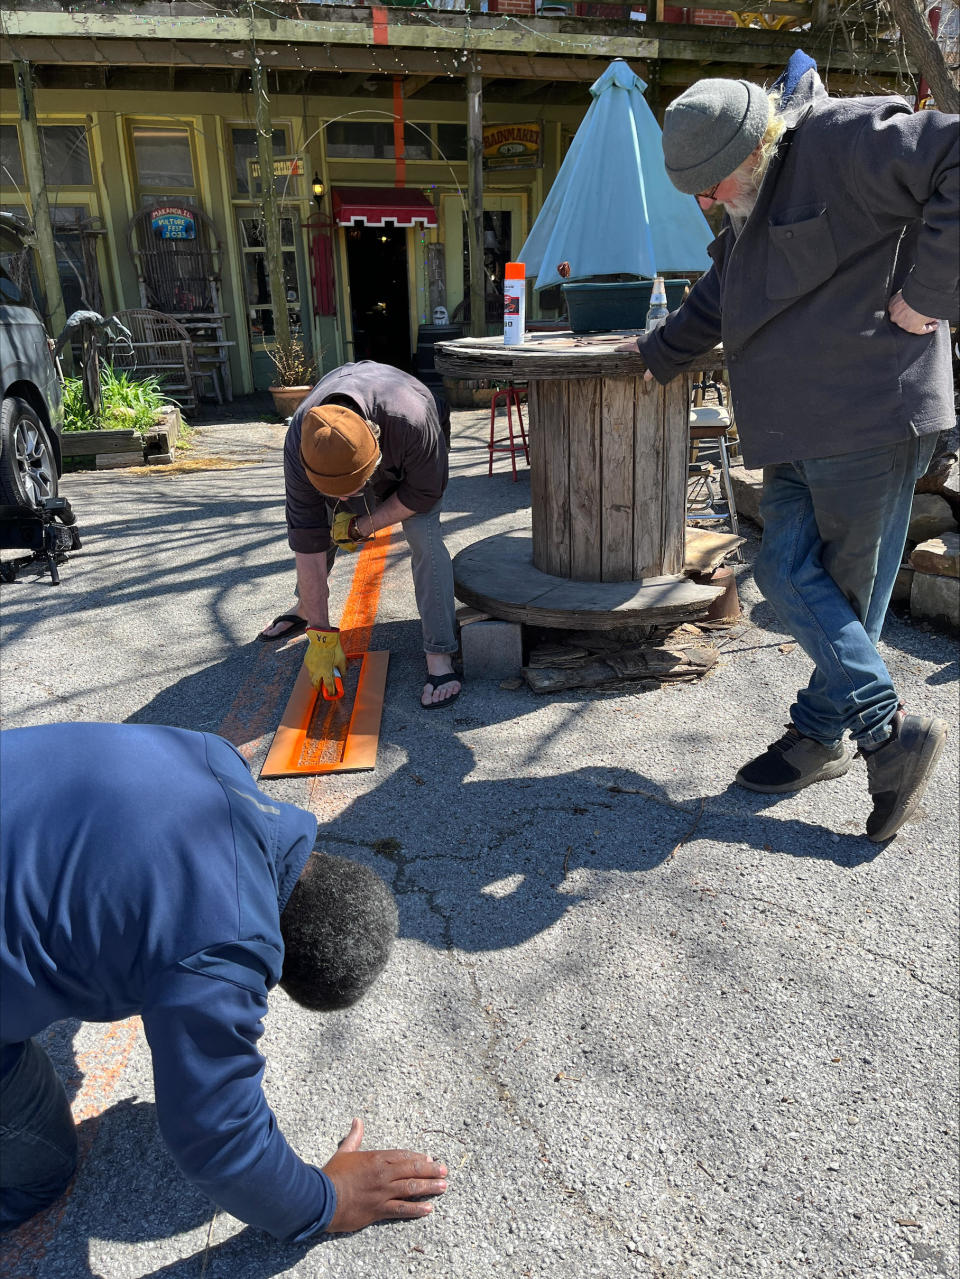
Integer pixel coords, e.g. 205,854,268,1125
662,79,770,195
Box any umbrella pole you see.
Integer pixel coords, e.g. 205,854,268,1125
466,66,486,339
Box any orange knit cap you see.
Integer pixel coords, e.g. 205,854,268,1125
299,404,381,497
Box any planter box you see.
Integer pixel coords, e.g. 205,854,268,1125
562,279,690,333
61,428,140,459
59,405,181,469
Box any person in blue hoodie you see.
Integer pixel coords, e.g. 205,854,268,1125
0,722,448,1238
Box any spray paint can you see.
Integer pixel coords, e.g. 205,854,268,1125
503,262,526,346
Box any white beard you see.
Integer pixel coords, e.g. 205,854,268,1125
721,168,759,221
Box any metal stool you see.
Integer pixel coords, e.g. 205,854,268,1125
687,405,742,560
488,384,529,481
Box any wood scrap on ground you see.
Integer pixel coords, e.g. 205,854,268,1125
522,622,721,693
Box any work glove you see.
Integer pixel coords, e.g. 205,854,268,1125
332,510,363,553
304,627,347,699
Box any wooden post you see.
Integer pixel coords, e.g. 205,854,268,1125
251,55,291,350
13,59,67,344
466,65,486,339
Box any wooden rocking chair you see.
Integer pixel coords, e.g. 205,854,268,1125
109,308,203,414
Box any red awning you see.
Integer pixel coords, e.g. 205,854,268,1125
332,186,437,228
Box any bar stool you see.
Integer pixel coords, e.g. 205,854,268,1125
488,383,529,481
687,404,742,560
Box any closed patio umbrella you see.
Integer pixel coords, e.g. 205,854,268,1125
520,59,714,290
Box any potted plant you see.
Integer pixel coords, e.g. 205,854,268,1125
267,338,318,418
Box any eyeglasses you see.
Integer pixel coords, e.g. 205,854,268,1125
696,182,722,204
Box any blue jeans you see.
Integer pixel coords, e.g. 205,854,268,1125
0,1040,78,1232
754,435,936,748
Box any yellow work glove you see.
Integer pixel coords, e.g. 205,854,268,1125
304,627,347,699
331,510,362,553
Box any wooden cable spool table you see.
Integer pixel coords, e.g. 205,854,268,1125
434,330,728,630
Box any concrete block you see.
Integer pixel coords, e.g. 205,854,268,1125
910,533,960,578
910,571,960,633
726,462,764,527
460,618,523,679
909,493,958,543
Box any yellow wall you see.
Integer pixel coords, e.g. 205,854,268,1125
3,87,586,393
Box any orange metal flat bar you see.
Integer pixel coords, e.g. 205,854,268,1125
259,651,390,778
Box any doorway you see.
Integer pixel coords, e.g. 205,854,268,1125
344,223,411,371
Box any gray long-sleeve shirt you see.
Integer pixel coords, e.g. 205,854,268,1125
637,76,958,470
284,362,448,554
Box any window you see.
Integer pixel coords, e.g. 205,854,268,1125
238,211,301,340
436,124,467,162
325,121,430,161
40,126,92,186
0,125,24,189
131,126,195,189
230,126,299,196
463,210,512,321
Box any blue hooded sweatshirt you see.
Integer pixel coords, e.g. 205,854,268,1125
0,722,336,1242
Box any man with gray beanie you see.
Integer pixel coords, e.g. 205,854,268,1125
259,360,461,709
1,722,448,1238
621,57,956,841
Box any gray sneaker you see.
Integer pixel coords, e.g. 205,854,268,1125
862,711,948,842
736,724,853,793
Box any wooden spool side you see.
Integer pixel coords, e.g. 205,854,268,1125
529,373,690,583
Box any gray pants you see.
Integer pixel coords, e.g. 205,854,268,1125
328,497,457,655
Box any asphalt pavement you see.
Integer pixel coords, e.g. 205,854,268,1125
1,399,957,1279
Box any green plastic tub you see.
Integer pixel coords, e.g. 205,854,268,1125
561,279,690,333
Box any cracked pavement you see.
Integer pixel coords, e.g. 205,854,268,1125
0,401,957,1279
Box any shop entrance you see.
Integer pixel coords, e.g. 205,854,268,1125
344,223,411,371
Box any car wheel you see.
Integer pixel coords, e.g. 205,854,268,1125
0,395,59,510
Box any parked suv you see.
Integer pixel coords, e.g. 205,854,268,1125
0,212,63,511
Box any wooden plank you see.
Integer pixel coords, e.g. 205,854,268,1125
95,451,144,469
633,379,663,579
528,380,548,557
259,651,390,778
338,650,390,772
567,377,602,581
435,333,725,382
533,380,571,578
60,429,140,457
662,375,690,577
600,377,636,583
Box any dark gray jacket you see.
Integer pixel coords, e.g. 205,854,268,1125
638,75,958,470
284,361,448,554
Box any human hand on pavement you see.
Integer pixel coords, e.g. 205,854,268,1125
323,1117,448,1233
888,291,939,335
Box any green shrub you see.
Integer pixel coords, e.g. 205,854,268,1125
62,365,173,435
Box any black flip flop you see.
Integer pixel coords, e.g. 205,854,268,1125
257,613,308,643
421,671,462,709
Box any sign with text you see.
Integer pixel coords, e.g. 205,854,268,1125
151,206,196,240
249,156,304,179
482,125,542,170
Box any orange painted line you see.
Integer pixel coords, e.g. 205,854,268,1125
371,4,389,43
259,528,393,777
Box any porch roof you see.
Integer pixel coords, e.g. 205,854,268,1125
332,187,438,229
